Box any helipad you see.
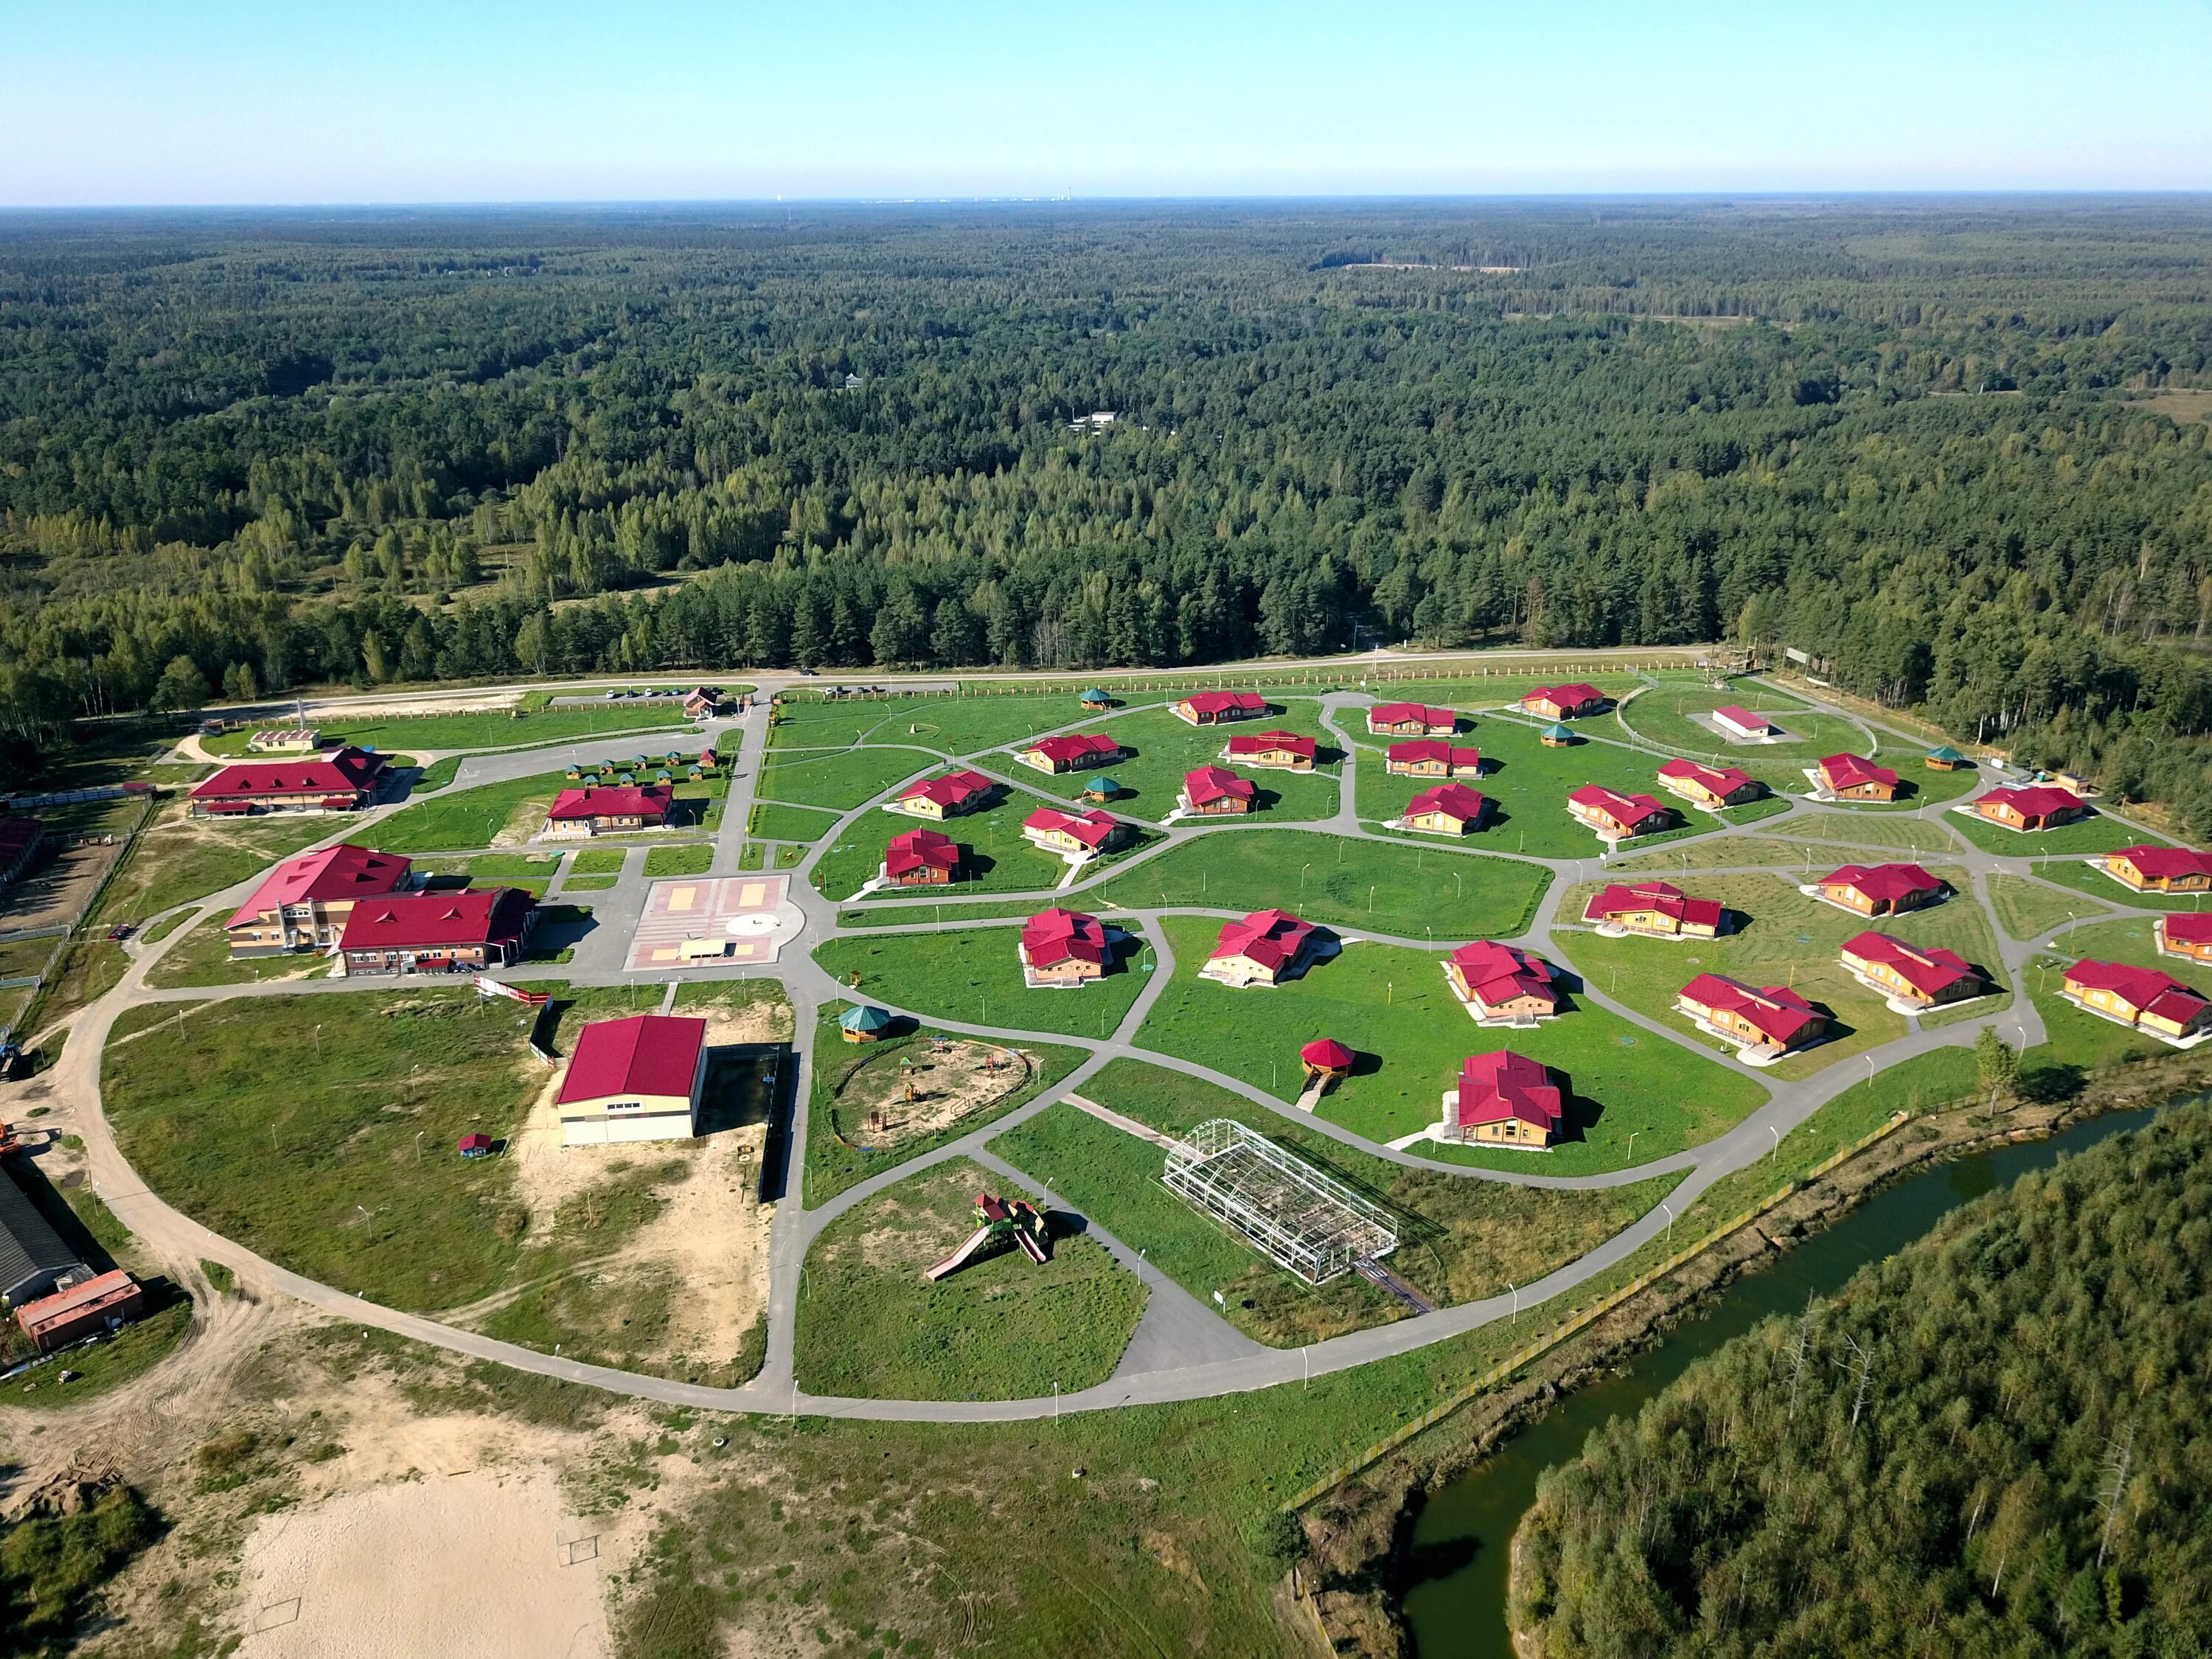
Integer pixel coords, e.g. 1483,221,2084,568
625,874,796,970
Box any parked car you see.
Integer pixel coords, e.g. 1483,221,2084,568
107,923,133,942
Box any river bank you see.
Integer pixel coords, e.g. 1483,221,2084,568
1295,1048,2212,1658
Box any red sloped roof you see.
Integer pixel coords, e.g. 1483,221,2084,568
1658,758,1754,798
1679,973,1823,1047
2114,845,2212,881
338,888,532,953
1183,765,1255,805
1182,691,1267,717
1455,1051,1562,1131
546,784,672,821
2064,958,2194,1009
1713,704,1770,731
1387,740,1483,770
1821,863,1942,904
226,843,411,929
1408,782,1487,824
900,769,992,808
1819,753,1899,791
1226,729,1317,761
1368,703,1455,731
2161,912,2212,945
1020,907,1107,968
1977,785,2085,819
885,827,961,877
556,1014,707,1105
1448,940,1555,1006
1023,733,1119,765
1210,908,1315,970
1582,880,1723,930
191,748,384,800
1022,806,1121,849
1300,1037,1354,1069
1568,785,1669,827
1527,683,1602,709
1843,931,1978,998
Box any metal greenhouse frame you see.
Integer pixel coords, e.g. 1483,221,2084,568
1162,1118,1399,1284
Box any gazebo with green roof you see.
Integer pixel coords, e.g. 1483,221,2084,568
1925,745,1969,771
1079,688,1113,710
1081,776,1125,801
840,1004,895,1043
1539,721,1576,748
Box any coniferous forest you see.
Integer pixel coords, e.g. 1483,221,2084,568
3,198,2211,823
1511,1104,2212,1658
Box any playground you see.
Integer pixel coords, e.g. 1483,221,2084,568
831,1037,1032,1148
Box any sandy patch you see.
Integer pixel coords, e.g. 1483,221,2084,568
837,1040,1029,1147
232,1468,605,1659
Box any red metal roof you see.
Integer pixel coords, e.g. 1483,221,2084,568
1300,1037,1354,1069
1975,785,2085,820
1712,704,1770,733
2162,912,2212,945
1679,973,1823,1048
226,843,411,929
1568,785,1670,829
885,827,961,877
1455,1051,1562,1132
1022,805,1122,849
1368,703,1456,731
1408,782,1488,824
1658,758,1754,799
191,748,385,801
1821,863,1942,904
339,888,532,953
1387,740,1482,771
1526,683,1603,710
1818,754,1899,792
2065,959,2209,1027
546,784,672,822
1843,932,1978,999
2113,845,2212,882
1020,907,1108,969
1225,729,1317,762
1582,880,1723,931
1023,733,1120,765
900,769,992,809
556,1014,708,1105
1180,691,1267,717
1209,908,1316,971
1448,940,1555,1008
1183,765,1255,806
13,1269,139,1338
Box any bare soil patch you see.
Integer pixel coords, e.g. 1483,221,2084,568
0,837,122,933
837,1039,1031,1146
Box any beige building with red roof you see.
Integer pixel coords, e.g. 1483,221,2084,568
1385,740,1482,778
1403,782,1487,836
1201,909,1321,987
2102,845,2212,893
223,844,412,958
1840,933,1983,1009
1439,1051,1563,1148
2157,912,2212,964
1018,908,1111,987
1180,765,1256,815
1582,880,1723,939
1444,942,1558,1023
1656,758,1760,809
1225,730,1316,771
1815,754,1899,801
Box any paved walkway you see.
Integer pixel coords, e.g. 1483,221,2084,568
62,667,2154,1422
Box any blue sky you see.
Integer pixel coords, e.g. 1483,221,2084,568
5,0,2211,204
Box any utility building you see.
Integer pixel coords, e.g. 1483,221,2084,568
555,1014,710,1144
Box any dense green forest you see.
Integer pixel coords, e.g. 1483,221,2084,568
1511,1102,2212,1658
1,199,2210,823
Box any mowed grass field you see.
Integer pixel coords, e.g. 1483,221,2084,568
810,794,1107,903
102,990,546,1310
145,917,341,989
1943,805,2170,857
2028,854,2212,914
1987,871,2110,940
97,804,341,925
1009,704,1343,824
757,743,937,810
373,772,566,852
2026,914,2208,1069
1093,827,1551,940
792,1157,1147,1401
1133,917,1767,1170
748,801,844,844
814,922,1150,1040
768,689,1097,756
995,1060,1676,1345
204,703,703,757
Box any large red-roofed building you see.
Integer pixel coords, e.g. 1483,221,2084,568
189,748,386,816
1225,730,1316,771
1582,880,1723,939
1368,703,1457,736
2103,845,2212,894
895,770,993,819
1022,805,1127,858
1203,908,1321,987
1816,754,1899,801
543,784,672,837
1568,785,1674,839
1972,785,2089,832
1172,691,1268,726
1441,1051,1563,1148
2157,912,2212,964
883,827,961,886
1385,740,1482,778
1445,941,1558,1022
2061,960,2212,1042
338,888,534,977
224,844,412,957
556,1013,709,1144
1405,782,1488,836
1018,908,1110,986
1840,933,1983,1009
1180,765,1256,815
1015,733,1121,773
14,1269,145,1354
1712,706,1775,740
1523,684,1605,720
1677,973,1827,1055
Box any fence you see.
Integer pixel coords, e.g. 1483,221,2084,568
2,782,153,810
4,790,161,1042
1279,1106,1925,1514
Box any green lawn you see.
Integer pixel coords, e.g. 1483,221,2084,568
374,773,566,852
2027,854,2212,913
748,801,844,843
838,897,1059,929
1785,810,1964,856
2025,915,2205,1070
768,689,1133,757
1133,916,1767,1170
1093,827,1551,941
811,796,1090,904
204,704,703,757
1010,705,1343,824
95,807,341,925
995,1061,1676,1345
7,1299,194,1410
804,1007,1087,1204
145,918,337,990
568,846,630,874
562,874,619,891
1988,871,2110,940
1610,834,1810,872
793,1157,1146,1401
643,843,714,878
102,991,548,1311
815,922,1148,1040
412,755,462,791
1943,806,2168,857
1613,687,1862,762
756,744,936,810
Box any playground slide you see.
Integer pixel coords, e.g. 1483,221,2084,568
1014,1228,1048,1265
925,1228,995,1281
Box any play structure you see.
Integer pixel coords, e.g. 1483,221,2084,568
925,1192,1051,1281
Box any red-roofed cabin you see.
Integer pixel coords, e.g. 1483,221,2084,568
13,1269,144,1354
2061,959,2212,1041
2103,845,2212,893
223,844,411,958
1202,908,1319,987
1523,684,1605,720
1818,863,1944,917
1656,758,1760,810
1015,732,1121,773
681,687,720,719
543,784,672,837
1840,933,1983,1009
1711,705,1775,740
1225,730,1316,771
1568,785,1674,839
338,888,534,977
1172,690,1268,726
1021,806,1127,858
189,748,386,816
883,828,961,886
1972,785,2088,832
896,769,994,819
1677,973,1826,1055
1180,765,1256,815
1385,740,1482,778
1442,1051,1563,1149
1368,703,1456,736
2157,912,2212,964
1405,782,1488,836
1446,941,1557,1021
1816,754,1900,801
556,1013,709,1144
1582,880,1722,939
1018,908,1110,985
